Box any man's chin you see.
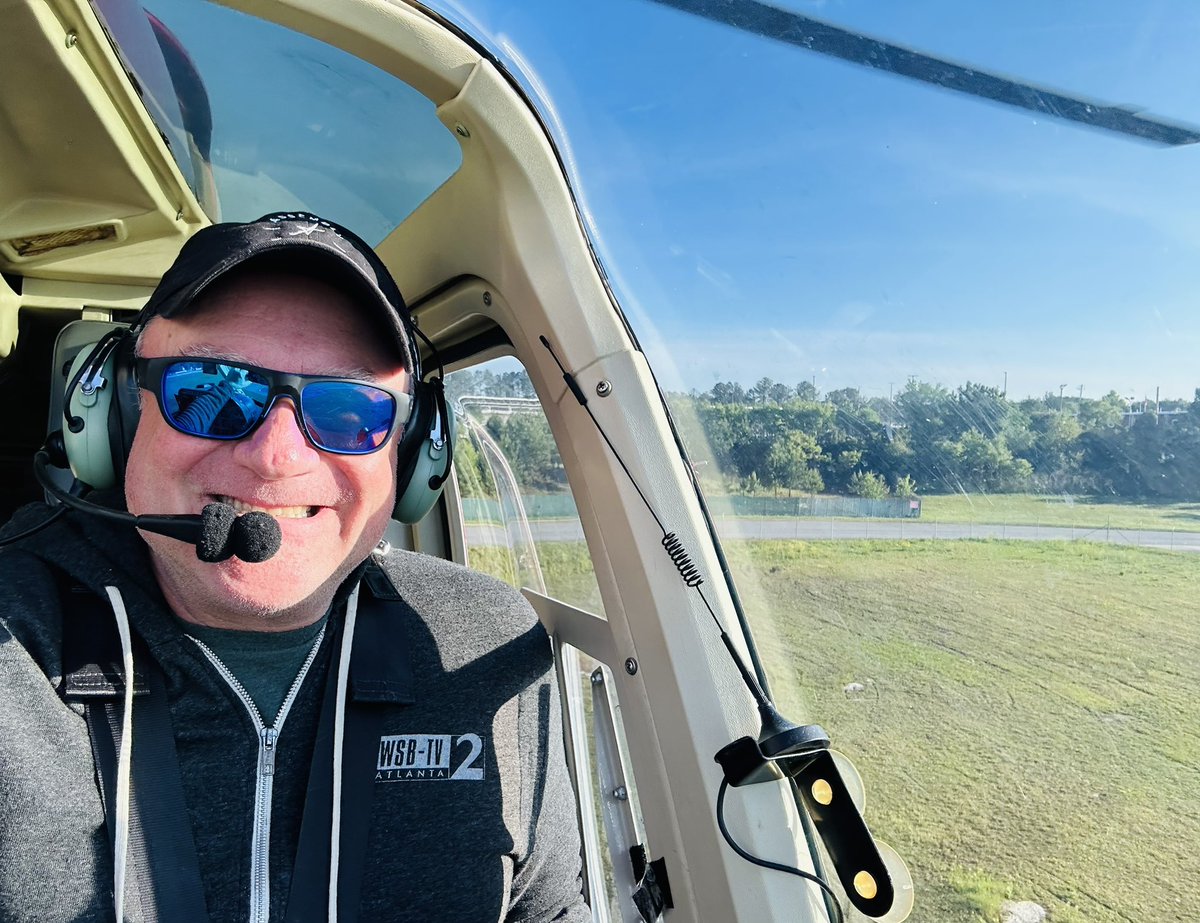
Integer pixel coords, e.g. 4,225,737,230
206,559,340,628
150,545,344,630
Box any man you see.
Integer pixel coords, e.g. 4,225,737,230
0,213,591,922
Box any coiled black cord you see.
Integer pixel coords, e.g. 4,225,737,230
662,532,703,587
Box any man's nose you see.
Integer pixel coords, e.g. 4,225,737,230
232,399,321,477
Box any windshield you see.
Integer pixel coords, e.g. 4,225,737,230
426,3,1198,922
91,0,463,242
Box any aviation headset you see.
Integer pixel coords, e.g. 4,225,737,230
57,212,454,524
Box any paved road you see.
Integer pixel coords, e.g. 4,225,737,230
466,518,1200,552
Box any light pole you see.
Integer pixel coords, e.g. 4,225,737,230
1059,383,1067,412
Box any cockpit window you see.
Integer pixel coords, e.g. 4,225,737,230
426,2,1198,921
89,0,462,243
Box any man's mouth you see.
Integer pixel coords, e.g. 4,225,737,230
214,495,319,519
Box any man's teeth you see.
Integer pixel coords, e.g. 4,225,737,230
218,496,315,519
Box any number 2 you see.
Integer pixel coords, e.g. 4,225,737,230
450,733,484,780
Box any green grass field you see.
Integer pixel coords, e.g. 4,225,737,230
471,537,1200,922
728,539,1200,923
916,493,1200,533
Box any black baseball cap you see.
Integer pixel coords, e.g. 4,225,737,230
131,212,418,374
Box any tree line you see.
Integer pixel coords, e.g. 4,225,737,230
448,368,1200,499
676,378,1200,499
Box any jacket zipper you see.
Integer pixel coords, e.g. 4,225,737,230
188,626,327,923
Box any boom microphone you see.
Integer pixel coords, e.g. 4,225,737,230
231,511,282,562
196,501,236,562
32,447,282,563
196,505,281,563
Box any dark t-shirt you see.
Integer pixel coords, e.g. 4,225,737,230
184,613,329,723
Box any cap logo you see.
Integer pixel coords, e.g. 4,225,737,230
267,212,350,250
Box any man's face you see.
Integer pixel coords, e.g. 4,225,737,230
124,269,410,630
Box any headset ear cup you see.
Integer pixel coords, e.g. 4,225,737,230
62,341,121,489
393,379,454,523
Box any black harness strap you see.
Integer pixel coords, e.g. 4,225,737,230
284,649,340,923
59,576,210,923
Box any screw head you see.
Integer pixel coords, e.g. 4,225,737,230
482,290,492,306
65,31,78,48
590,667,604,685
612,786,628,801
624,657,638,675
596,380,613,397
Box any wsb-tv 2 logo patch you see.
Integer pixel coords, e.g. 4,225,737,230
376,733,486,782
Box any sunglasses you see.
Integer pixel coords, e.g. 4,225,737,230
135,357,412,455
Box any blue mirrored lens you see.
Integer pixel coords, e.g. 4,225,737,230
301,381,396,453
161,362,268,438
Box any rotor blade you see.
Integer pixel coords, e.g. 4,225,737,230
645,0,1200,146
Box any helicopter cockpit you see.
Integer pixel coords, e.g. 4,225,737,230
2,1,1197,922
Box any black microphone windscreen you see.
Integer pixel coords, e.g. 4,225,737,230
197,503,238,562
232,511,282,563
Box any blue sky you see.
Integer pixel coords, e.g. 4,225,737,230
141,0,1200,403
437,0,1200,402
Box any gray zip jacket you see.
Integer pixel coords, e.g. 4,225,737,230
0,502,590,922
